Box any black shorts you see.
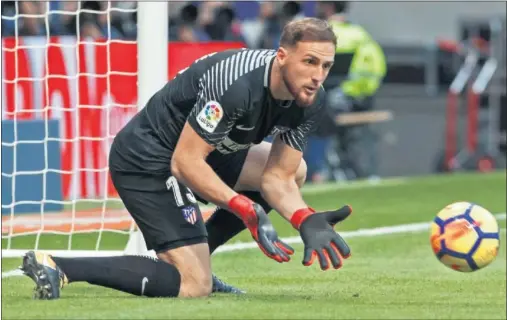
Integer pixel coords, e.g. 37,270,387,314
109,147,249,253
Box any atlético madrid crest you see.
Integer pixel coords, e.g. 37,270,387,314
182,206,198,225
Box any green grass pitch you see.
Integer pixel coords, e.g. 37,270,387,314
1,171,506,319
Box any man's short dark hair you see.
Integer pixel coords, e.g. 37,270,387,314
279,18,337,48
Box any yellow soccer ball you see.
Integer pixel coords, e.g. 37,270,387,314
430,202,500,272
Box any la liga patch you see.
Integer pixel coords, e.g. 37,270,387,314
197,101,223,133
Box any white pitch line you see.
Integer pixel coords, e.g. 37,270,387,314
1,178,407,228
3,212,505,279
300,178,406,195
2,269,23,278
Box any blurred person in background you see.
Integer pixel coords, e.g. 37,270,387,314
281,1,305,24
49,1,79,36
111,1,137,39
1,1,133,38
2,1,47,36
314,1,387,182
196,0,224,29
1,1,74,37
241,1,281,49
256,1,305,48
170,3,210,42
201,3,246,42
35,1,126,39
1,1,17,36
77,1,123,39
19,1,46,36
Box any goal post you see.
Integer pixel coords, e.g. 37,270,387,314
123,1,168,257
1,2,167,258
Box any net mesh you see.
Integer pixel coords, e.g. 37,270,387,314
1,1,139,255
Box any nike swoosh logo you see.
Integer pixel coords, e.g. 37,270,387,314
236,125,255,131
141,277,149,296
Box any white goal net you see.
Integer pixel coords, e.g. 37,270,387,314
1,1,169,258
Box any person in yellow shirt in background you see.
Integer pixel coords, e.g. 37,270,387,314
314,1,387,182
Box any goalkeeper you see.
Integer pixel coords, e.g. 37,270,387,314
21,18,353,300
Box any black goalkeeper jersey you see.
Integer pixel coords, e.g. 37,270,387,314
112,48,326,173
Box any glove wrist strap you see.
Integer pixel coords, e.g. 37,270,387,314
228,194,256,228
290,207,316,230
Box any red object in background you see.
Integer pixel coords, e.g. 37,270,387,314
445,92,458,170
167,42,244,79
2,38,34,120
1,37,245,199
467,89,479,153
441,37,487,171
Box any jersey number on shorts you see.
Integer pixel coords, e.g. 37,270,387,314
166,176,197,207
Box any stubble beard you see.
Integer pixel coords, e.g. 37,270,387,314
280,65,315,108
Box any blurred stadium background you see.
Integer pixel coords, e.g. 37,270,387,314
1,0,506,263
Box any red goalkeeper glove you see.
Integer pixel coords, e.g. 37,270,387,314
291,205,352,270
229,195,294,263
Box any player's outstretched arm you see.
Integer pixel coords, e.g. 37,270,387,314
261,135,352,270
260,135,309,219
171,122,236,209
172,75,293,262
172,123,293,263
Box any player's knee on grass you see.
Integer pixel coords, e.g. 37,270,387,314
295,158,308,188
179,267,212,298
157,243,212,298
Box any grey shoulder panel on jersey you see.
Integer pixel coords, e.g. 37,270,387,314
188,49,275,107
187,49,276,147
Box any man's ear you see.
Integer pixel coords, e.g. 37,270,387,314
277,47,289,65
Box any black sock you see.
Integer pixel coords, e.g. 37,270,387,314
206,191,272,254
52,255,181,297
